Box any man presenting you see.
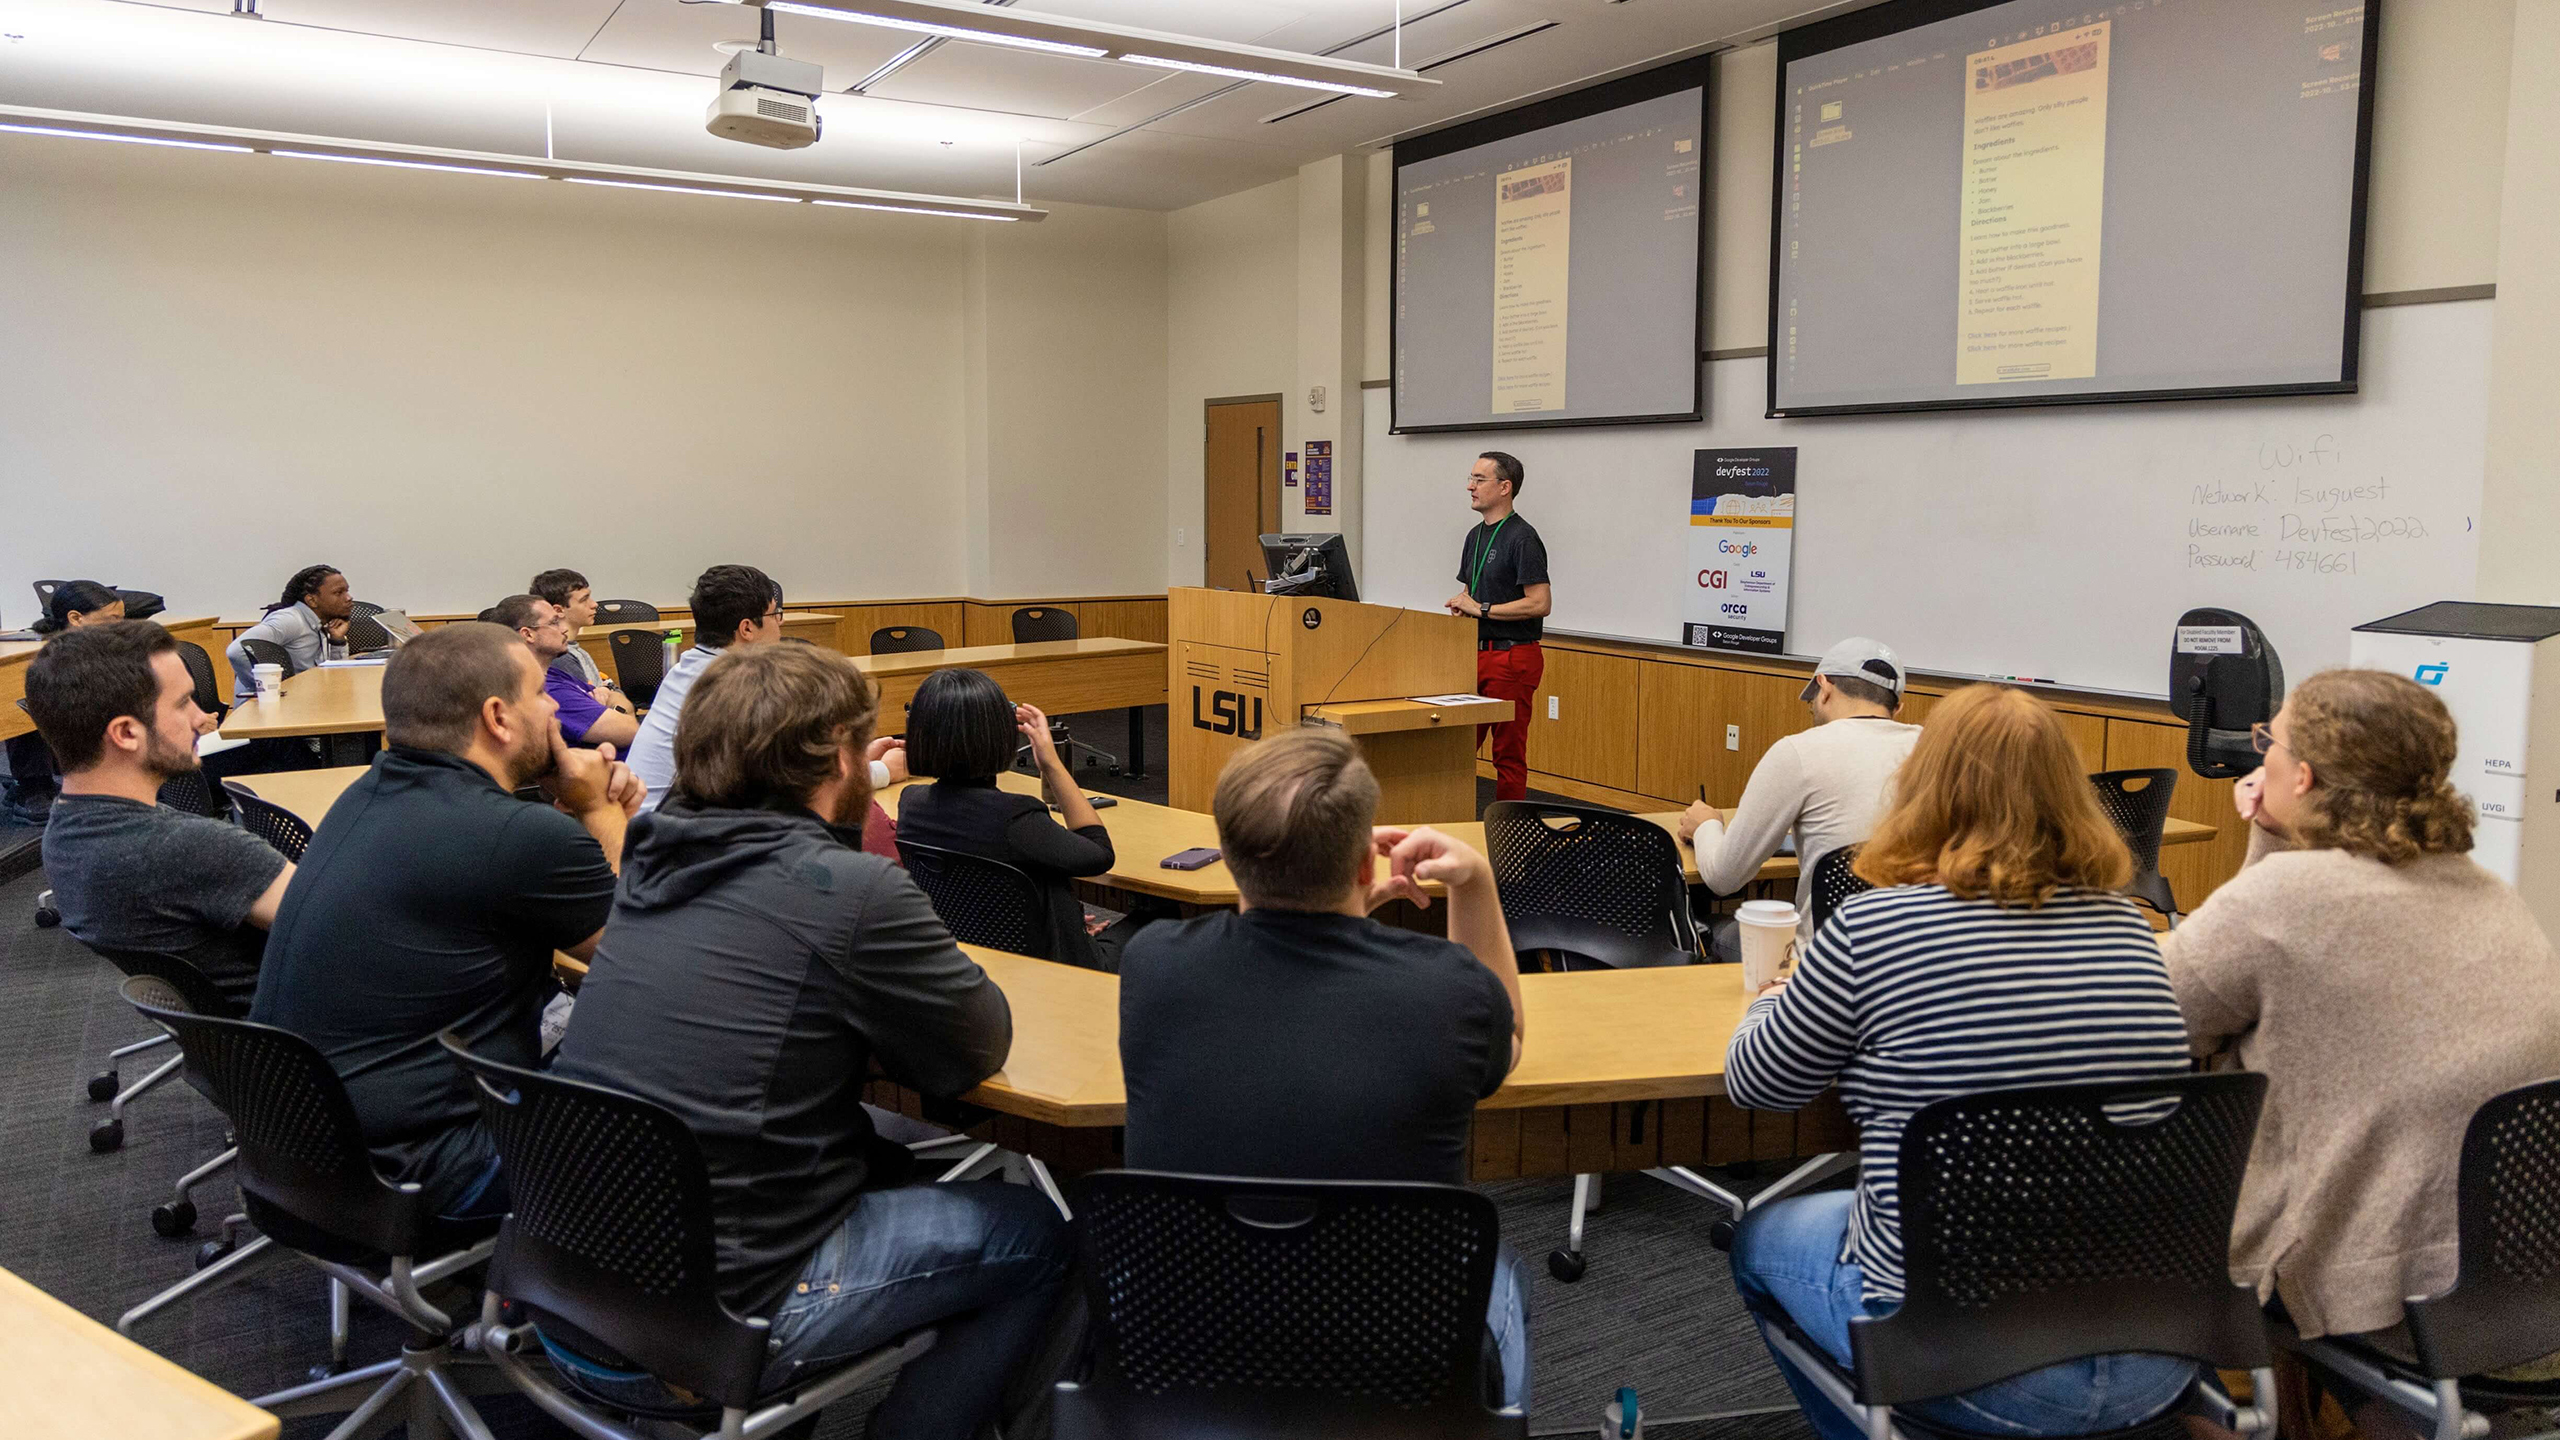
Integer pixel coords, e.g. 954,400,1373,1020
1445,451,1551,802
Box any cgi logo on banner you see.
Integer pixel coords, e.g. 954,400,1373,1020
1683,448,1797,657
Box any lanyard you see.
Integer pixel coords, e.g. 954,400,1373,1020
1469,517,1512,600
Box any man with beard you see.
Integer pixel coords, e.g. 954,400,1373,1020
29,620,295,1007
252,622,641,1222
549,642,1062,1440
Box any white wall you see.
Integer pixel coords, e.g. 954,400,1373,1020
0,130,1167,622
2477,0,2560,603
1164,174,1300,588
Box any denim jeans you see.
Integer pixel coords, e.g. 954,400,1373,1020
1488,1242,1531,1414
544,1179,1069,1439
1729,1192,2195,1440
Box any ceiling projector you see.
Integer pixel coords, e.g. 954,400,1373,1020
707,48,824,150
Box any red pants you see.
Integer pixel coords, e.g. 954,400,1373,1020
1476,641,1544,803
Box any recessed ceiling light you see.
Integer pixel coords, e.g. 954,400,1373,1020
765,2,1108,57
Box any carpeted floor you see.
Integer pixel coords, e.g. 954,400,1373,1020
0,726,1820,1439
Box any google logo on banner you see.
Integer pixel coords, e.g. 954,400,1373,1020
1718,537,1761,558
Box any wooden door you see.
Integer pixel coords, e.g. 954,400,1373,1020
1204,397,1281,592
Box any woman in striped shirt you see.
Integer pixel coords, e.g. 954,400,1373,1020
1725,684,2199,1440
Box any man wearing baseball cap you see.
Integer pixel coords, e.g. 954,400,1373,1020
1678,637,1921,954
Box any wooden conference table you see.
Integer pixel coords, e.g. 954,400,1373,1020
2,1263,277,1440
2,615,224,744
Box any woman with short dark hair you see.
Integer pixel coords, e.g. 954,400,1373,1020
895,667,1135,971
4,581,130,823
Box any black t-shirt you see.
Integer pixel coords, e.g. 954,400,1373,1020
1119,909,1515,1185
1456,515,1550,643
43,793,286,1004
251,748,615,1208
897,777,1114,970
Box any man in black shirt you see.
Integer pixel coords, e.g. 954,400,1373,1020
30,621,292,1005
1119,726,1531,1408
551,642,1065,1439
1445,449,1552,801
252,623,639,1219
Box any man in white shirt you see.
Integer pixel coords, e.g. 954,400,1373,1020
1680,637,1921,953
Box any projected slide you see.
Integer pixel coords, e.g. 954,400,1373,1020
1772,0,2375,416
1395,62,1707,433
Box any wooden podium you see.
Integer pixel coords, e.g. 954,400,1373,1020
1167,587,1510,823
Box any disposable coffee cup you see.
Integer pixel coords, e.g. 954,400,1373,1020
1735,899,1799,992
252,663,284,702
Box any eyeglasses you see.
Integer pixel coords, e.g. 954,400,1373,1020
2250,722,2284,756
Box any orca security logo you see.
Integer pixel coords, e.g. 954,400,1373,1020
1190,687,1263,738
2415,663,2449,686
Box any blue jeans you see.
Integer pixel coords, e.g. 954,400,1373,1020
545,1179,1069,1439
1730,1192,2194,1440
1488,1242,1531,1414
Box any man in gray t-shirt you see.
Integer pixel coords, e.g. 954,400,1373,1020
29,622,295,1005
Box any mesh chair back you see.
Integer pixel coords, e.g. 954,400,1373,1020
238,637,298,678
156,769,232,821
2404,1077,2560,1378
1012,607,1079,644
870,626,946,655
897,842,1056,959
1850,1073,2272,1406
610,629,668,709
441,1035,772,1410
33,580,63,614
2089,769,2179,917
122,982,431,1260
344,601,394,655
223,781,314,861
97,947,239,1018
1807,844,1873,934
1062,1171,1516,1438
594,599,660,625
174,641,227,721
1482,801,1698,968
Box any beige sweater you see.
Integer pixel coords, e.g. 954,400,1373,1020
2160,827,2560,1338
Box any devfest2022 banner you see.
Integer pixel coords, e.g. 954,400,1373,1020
1683,448,1796,655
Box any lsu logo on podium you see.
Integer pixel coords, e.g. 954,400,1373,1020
1191,687,1264,739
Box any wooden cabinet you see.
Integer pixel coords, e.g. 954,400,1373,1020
1525,646,1641,793
1635,663,1814,803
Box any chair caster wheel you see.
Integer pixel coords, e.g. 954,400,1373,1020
88,1071,119,1102
89,1118,124,1153
1708,1218,1739,1253
35,905,61,928
1548,1248,1587,1282
307,1360,348,1382
153,1200,197,1238
194,1239,235,1271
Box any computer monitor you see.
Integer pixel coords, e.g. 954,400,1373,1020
1258,533,1359,603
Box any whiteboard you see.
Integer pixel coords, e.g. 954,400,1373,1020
1362,301,2489,697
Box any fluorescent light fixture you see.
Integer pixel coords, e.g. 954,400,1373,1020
811,197,1017,219
564,177,800,202
1119,54,1392,98
0,103,1047,222
730,0,1437,99
767,1,1106,57
273,149,541,179
0,120,251,153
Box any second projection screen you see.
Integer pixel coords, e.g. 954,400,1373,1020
1771,0,2376,415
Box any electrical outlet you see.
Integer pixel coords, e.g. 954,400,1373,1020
1174,527,1186,547
1725,724,1741,751
1547,696,1559,720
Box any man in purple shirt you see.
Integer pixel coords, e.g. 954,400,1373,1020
487,594,639,752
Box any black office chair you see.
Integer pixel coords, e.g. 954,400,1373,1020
152,768,231,821
871,625,945,654
898,841,1057,961
2089,769,2180,926
223,779,314,861
1484,800,1700,970
340,600,393,655
443,1035,938,1439
594,598,660,625
79,944,242,1158
1009,608,1120,774
31,579,66,615
1057,1171,1525,1439
1806,844,1873,935
2275,1077,2560,1440
609,628,668,710
238,636,297,677
1745,1074,2277,1440
174,639,228,726
116,986,505,1427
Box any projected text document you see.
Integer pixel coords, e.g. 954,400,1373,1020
1956,22,2110,386
1491,157,1572,414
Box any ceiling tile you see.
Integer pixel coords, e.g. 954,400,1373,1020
251,0,626,57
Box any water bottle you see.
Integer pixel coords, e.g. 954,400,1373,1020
1600,1386,1642,1440
661,628,682,675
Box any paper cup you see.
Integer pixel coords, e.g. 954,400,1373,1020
252,663,284,702
1735,899,1799,992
